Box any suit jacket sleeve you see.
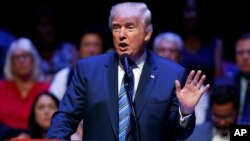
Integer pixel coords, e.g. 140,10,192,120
46,61,86,140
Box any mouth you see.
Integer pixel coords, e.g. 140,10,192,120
118,43,129,51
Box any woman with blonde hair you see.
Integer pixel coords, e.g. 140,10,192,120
0,37,49,132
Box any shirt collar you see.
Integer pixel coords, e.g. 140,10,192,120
134,50,147,71
118,50,147,71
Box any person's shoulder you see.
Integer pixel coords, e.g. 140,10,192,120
36,81,50,89
54,67,71,78
0,80,14,87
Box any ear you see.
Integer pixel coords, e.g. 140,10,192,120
144,31,152,42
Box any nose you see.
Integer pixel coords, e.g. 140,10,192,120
242,51,250,59
163,50,171,57
218,119,227,126
44,107,51,115
17,56,26,63
119,28,126,40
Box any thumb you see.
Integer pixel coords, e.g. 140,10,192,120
175,80,181,95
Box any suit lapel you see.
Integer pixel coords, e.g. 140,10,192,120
104,52,118,139
134,51,158,119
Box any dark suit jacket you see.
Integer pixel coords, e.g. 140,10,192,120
46,51,195,141
214,72,250,124
184,121,213,141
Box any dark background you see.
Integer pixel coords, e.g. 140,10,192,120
1,0,250,62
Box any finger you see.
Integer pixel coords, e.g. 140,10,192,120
196,75,206,88
186,70,195,84
192,70,202,85
201,84,210,95
175,80,181,95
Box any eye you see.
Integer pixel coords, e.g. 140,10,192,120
127,25,135,31
112,25,120,32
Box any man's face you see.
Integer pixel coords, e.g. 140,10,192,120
154,40,180,62
79,33,103,58
236,39,250,73
212,102,237,137
111,16,152,60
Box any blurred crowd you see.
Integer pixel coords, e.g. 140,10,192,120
0,0,249,141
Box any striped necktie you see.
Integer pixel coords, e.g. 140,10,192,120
119,63,134,141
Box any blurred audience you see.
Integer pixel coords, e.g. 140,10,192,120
78,26,104,58
30,4,77,82
179,0,223,85
153,32,183,62
0,29,16,79
185,86,238,141
0,38,49,131
153,32,209,125
28,91,59,138
50,42,79,71
0,124,30,141
215,32,250,124
49,25,105,100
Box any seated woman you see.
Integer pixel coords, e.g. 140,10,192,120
0,38,49,131
28,91,59,138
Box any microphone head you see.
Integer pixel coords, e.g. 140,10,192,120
120,53,130,60
119,53,131,68
119,53,130,64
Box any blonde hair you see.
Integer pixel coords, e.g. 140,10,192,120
109,2,153,33
4,37,43,80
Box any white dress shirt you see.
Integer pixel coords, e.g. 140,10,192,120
212,128,230,141
118,51,146,101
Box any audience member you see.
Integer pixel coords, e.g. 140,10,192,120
185,86,238,141
153,32,183,62
49,25,105,100
215,32,250,124
0,37,49,131
153,32,209,125
28,91,59,138
179,0,223,85
30,4,77,82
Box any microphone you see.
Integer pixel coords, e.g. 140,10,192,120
120,54,142,141
120,53,133,78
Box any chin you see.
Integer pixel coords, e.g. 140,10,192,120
118,51,131,56
219,129,229,137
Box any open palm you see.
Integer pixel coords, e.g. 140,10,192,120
175,70,210,115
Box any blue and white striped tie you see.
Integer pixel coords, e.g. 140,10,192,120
119,57,135,141
118,76,131,141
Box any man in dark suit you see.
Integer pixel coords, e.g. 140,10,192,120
215,33,250,124
46,2,209,141
185,86,239,141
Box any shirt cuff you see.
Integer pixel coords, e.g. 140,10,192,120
179,107,192,127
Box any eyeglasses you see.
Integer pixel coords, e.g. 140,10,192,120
11,53,32,62
212,112,236,122
155,47,179,54
236,50,250,56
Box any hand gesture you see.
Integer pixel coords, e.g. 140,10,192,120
175,70,210,115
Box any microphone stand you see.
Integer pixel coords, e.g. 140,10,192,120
124,74,142,141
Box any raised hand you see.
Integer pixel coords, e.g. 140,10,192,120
175,70,210,115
